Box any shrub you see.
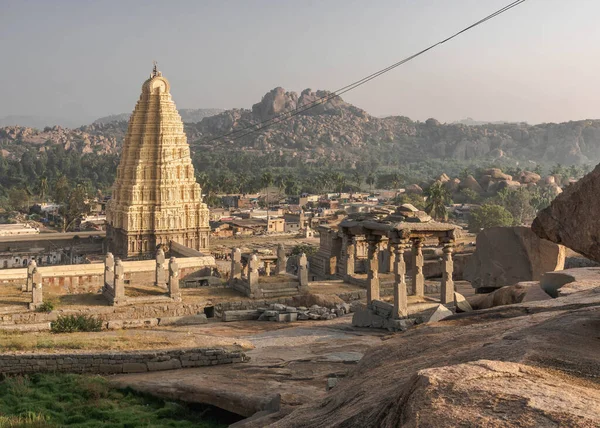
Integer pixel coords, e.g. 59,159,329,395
35,301,54,313
290,244,317,256
468,204,514,232
51,315,102,333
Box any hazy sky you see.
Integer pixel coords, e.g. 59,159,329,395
1,0,599,125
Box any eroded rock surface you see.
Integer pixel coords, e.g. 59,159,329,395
533,163,600,263
464,226,565,292
254,287,600,427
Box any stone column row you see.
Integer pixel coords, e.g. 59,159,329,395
103,252,181,305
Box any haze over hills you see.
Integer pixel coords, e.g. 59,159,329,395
0,115,96,129
2,87,600,168
93,108,225,125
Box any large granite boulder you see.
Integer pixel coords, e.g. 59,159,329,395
459,175,483,193
464,226,565,292
532,163,600,263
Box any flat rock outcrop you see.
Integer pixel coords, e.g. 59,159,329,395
533,163,600,263
252,286,600,427
464,226,565,292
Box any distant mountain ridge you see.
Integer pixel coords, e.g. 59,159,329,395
2,88,600,167
93,108,225,125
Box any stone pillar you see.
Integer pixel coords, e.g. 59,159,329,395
155,248,167,288
113,258,126,305
367,235,381,304
104,252,114,291
168,257,182,302
264,261,271,276
24,260,37,292
440,241,455,304
276,244,287,275
230,248,242,285
248,254,260,293
344,235,356,280
412,238,424,298
388,241,396,274
392,241,409,319
298,253,309,291
29,268,43,310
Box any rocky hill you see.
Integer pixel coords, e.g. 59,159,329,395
93,108,224,125
0,123,122,157
3,87,600,166
188,87,600,166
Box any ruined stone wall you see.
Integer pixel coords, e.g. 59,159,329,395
0,347,248,375
1,301,207,325
0,256,214,293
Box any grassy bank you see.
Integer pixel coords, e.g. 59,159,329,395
0,373,240,427
0,329,253,354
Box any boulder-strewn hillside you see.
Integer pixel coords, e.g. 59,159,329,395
3,87,600,166
0,123,122,157
93,108,224,125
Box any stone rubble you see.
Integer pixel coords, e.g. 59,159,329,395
256,302,353,322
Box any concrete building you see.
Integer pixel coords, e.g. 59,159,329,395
106,66,210,258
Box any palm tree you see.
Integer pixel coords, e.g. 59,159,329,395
366,172,376,192
353,171,363,191
425,181,451,221
275,174,286,197
261,171,274,210
390,172,404,198
38,177,48,202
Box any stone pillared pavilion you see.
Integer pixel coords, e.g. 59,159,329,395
106,65,210,258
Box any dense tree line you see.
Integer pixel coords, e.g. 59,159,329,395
0,146,117,224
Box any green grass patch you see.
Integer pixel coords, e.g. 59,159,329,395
35,301,55,313
0,374,239,427
50,315,102,333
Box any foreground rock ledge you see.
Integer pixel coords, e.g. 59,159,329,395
240,286,600,427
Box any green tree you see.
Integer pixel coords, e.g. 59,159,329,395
285,177,300,196
7,188,29,212
353,171,363,191
53,176,70,205
529,187,555,212
59,184,90,232
456,188,479,204
424,181,451,221
37,177,49,202
469,204,514,232
494,188,536,225
395,193,426,210
366,172,376,192
261,171,274,210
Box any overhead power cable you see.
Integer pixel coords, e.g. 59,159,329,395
198,0,527,146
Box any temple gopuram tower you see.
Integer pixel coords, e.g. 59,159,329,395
106,65,210,258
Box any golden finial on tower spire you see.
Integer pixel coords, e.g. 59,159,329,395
151,60,158,78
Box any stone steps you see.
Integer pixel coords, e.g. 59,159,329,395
259,281,298,290
260,288,300,298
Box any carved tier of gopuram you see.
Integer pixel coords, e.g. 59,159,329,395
106,65,210,258
312,204,461,331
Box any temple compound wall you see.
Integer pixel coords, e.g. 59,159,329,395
106,68,210,259
2,252,215,309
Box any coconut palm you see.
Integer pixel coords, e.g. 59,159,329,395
38,176,48,202
261,171,274,209
353,171,363,191
425,181,451,221
366,172,376,192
